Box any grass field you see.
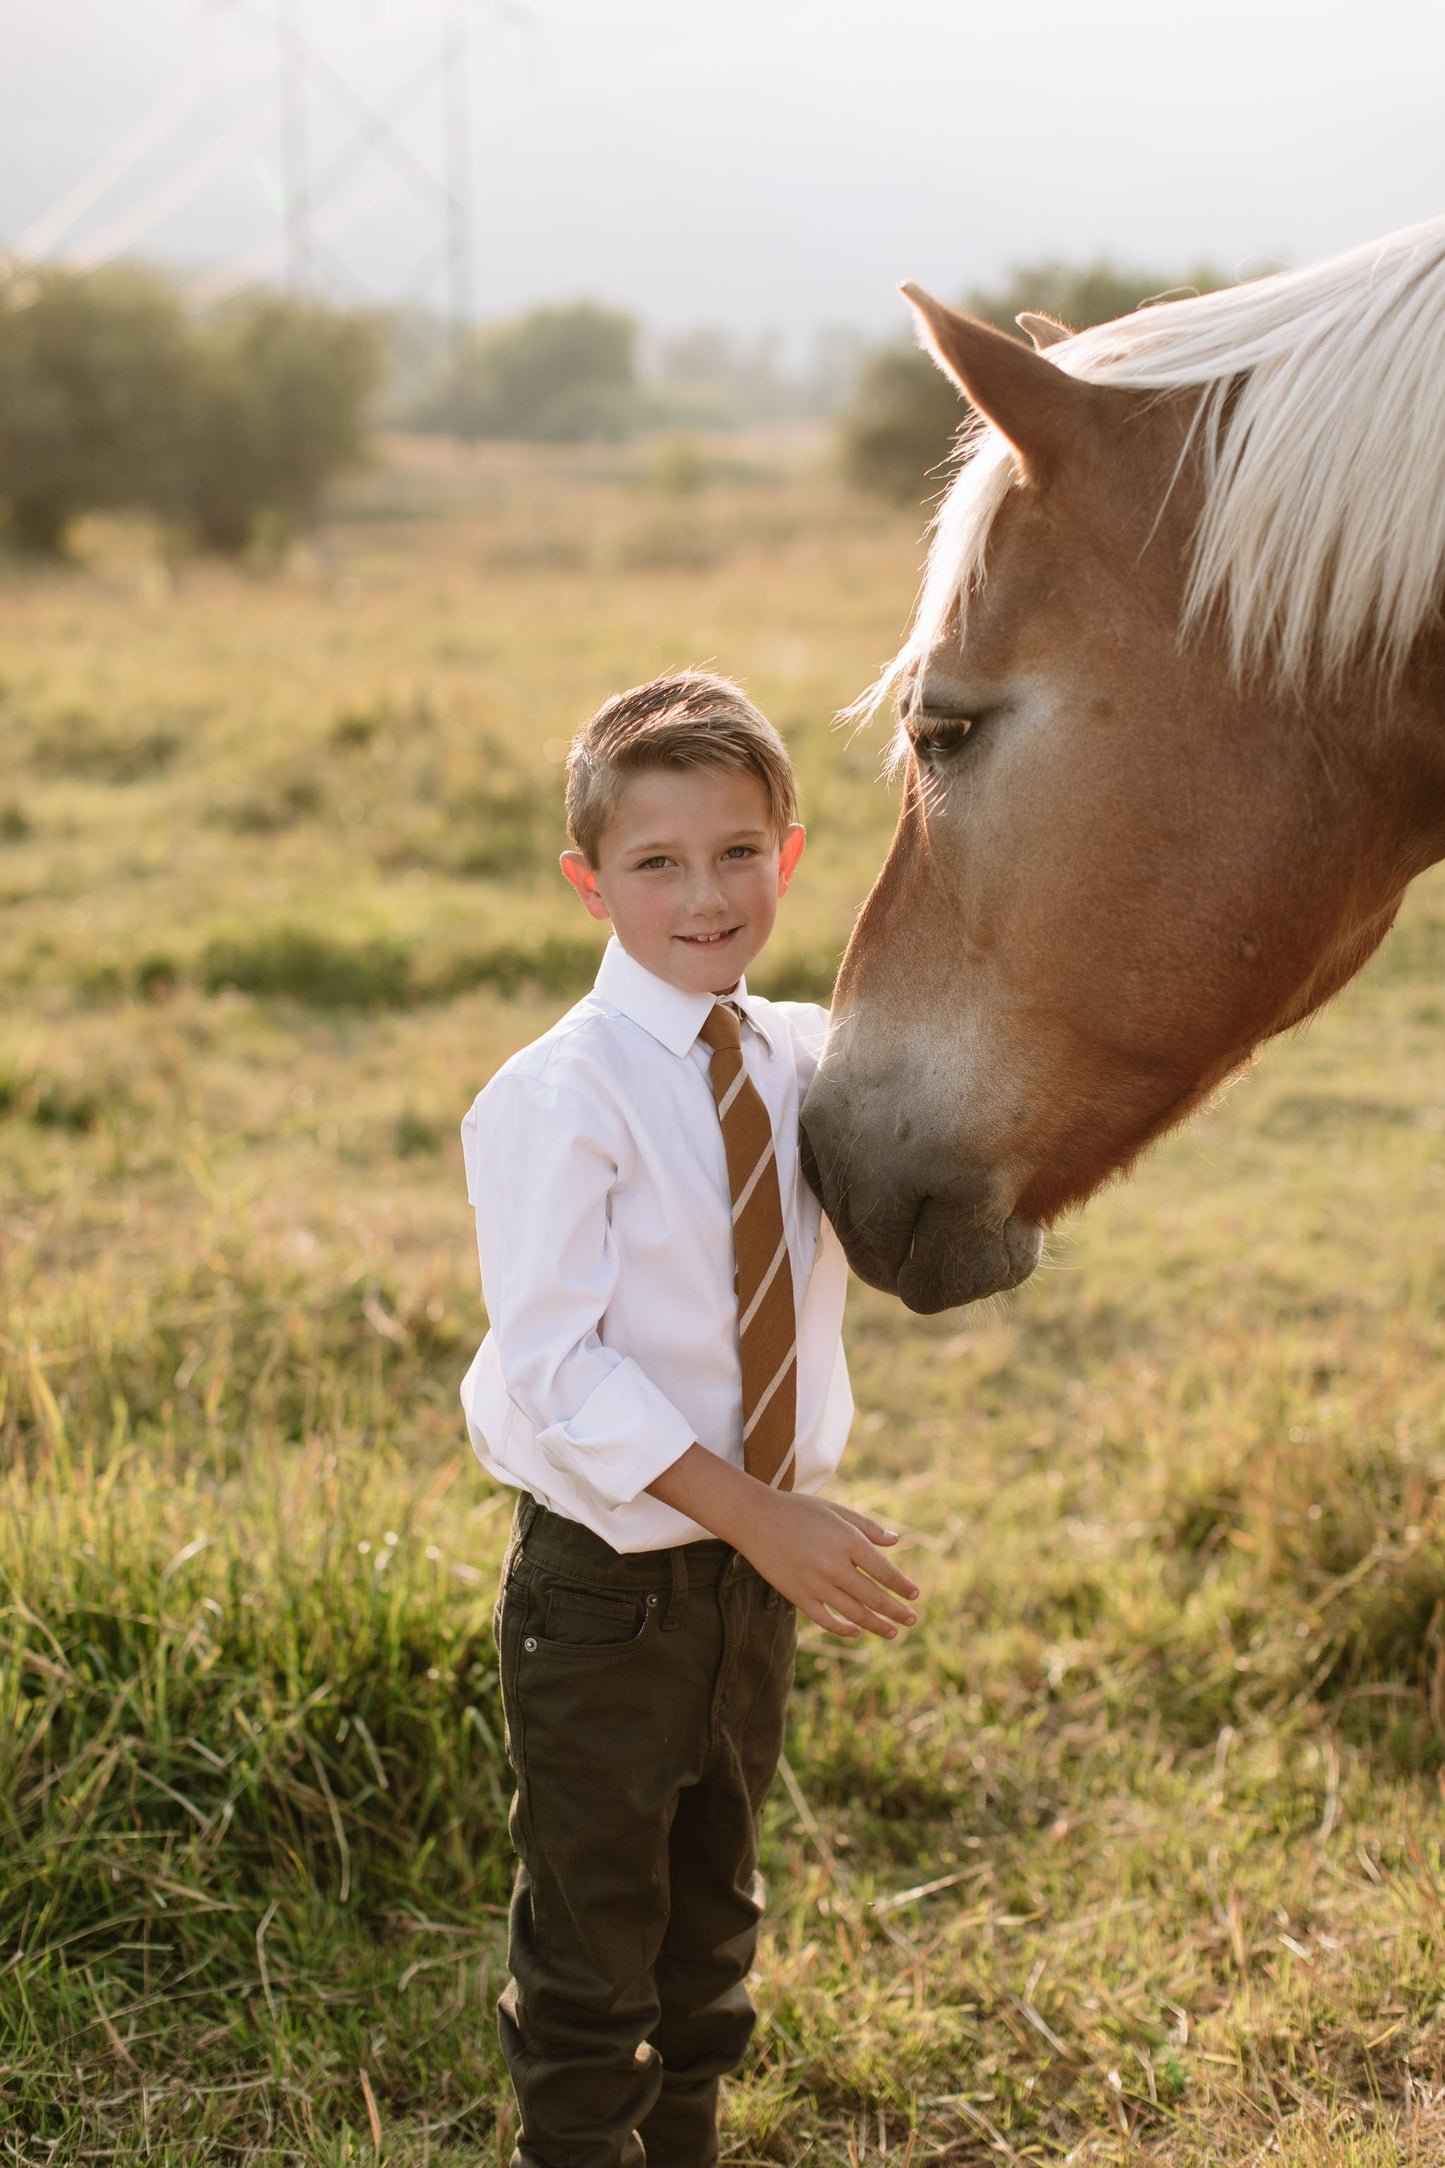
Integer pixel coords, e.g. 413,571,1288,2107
2,430,1444,2165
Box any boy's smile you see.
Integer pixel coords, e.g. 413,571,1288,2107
560,767,805,995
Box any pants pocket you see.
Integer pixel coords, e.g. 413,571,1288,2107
543,1582,651,1650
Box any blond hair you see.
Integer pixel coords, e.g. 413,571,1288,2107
565,671,798,863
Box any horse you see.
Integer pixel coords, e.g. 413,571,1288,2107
801,217,1445,1314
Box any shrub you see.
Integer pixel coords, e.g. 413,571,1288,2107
414,301,643,441
839,257,1228,502
838,345,965,503
0,265,191,552
176,294,383,553
0,268,380,555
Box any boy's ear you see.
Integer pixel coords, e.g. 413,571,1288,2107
777,825,805,896
560,850,611,922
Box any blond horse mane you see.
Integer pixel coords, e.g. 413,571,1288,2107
877,215,1445,718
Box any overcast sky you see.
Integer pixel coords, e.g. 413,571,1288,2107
3,0,1443,337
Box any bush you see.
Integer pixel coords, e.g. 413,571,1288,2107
176,294,383,552
0,265,192,552
0,267,380,555
839,345,966,502
414,300,643,441
839,257,1227,502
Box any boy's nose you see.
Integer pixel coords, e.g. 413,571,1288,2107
684,867,727,912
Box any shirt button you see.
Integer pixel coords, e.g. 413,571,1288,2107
523,1635,538,1653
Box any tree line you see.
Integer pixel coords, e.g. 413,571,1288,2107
0,256,1228,554
0,275,763,554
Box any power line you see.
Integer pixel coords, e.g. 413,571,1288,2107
16,72,207,261
71,103,277,272
234,0,483,323
11,0,491,328
12,3,407,280
185,166,395,308
275,0,311,289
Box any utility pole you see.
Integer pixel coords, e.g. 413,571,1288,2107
441,0,474,353
276,0,310,289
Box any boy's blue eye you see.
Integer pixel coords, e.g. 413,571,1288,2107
722,846,757,860
637,856,670,871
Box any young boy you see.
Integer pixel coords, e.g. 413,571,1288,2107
460,672,918,2167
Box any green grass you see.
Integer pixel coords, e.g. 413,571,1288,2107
2,432,1445,2162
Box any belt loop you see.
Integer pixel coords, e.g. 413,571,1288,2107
662,1543,689,1632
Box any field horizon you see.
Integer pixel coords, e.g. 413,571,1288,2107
2,432,1444,2164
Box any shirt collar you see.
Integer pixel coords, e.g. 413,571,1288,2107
593,937,777,1059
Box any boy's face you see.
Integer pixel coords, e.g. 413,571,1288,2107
561,766,805,995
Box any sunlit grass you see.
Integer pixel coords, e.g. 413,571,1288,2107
2,434,1444,2159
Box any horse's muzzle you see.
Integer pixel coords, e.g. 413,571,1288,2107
895,1194,1042,1312
800,1111,1043,1314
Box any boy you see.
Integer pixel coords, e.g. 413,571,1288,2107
460,672,918,2168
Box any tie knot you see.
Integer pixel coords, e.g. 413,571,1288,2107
698,1001,743,1056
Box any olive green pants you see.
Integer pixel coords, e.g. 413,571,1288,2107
494,1494,797,2168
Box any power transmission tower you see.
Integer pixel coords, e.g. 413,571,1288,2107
17,0,488,327
275,0,311,290
442,0,474,353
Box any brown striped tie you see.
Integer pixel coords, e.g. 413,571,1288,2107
698,1002,797,1491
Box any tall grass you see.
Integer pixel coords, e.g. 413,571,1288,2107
2,434,1444,2159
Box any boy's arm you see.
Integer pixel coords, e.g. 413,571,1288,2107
642,1001,917,1640
464,1073,697,1512
646,1446,918,1641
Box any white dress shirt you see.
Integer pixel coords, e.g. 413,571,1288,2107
459,937,852,1552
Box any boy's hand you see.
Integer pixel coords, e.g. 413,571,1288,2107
741,1491,919,1640
646,1443,920,1640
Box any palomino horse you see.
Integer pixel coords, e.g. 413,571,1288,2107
802,217,1445,1313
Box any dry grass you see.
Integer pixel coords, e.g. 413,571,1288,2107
1,431,1444,2162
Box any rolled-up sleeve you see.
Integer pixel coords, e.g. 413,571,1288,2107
461,1070,698,1511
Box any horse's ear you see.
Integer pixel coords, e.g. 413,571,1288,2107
900,283,1096,481
1016,310,1071,350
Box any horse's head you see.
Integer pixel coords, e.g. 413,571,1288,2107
804,244,1445,1312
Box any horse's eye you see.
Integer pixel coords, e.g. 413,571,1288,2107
908,715,975,760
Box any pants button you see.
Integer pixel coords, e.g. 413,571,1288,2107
523,1636,538,1653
